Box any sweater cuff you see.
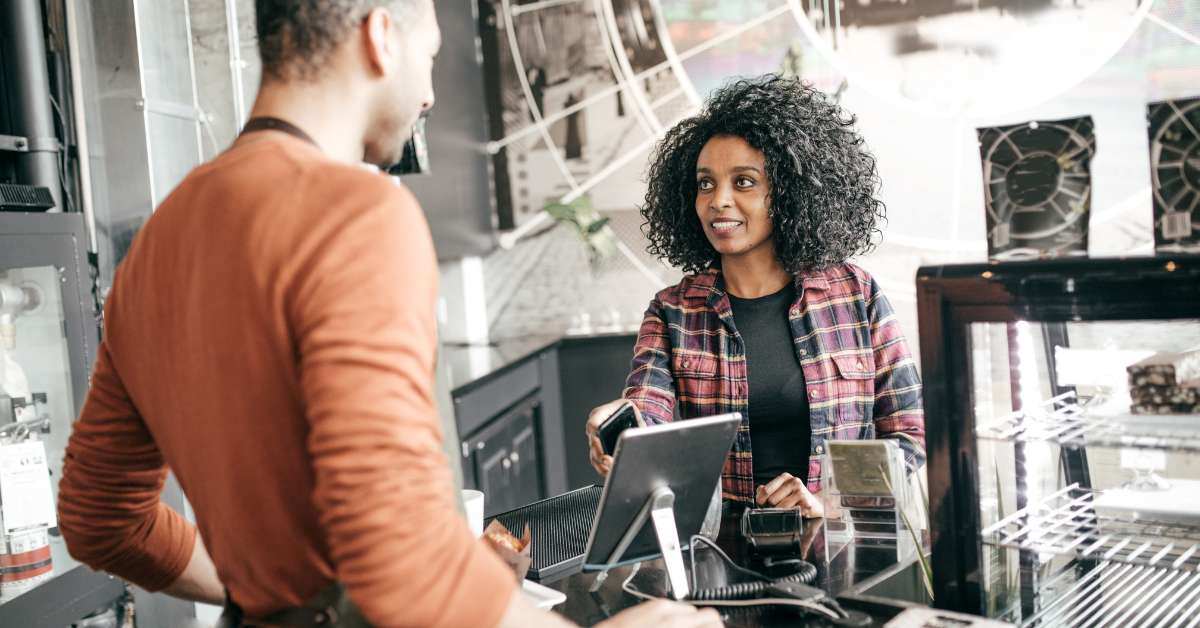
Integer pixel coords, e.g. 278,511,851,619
115,503,197,592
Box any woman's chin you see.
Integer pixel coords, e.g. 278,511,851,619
710,242,751,257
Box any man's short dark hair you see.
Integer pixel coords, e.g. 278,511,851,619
255,0,421,82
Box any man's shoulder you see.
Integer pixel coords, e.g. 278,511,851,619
295,161,419,219
205,139,420,218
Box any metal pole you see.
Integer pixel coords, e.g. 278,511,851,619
0,0,64,211
64,0,98,252
224,0,248,125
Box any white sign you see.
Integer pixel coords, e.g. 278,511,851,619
0,441,57,534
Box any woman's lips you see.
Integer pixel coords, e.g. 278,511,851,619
709,220,744,236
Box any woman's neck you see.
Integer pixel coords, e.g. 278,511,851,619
720,245,792,298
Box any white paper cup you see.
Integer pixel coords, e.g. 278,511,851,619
461,489,485,538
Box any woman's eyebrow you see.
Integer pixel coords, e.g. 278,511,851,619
695,165,763,174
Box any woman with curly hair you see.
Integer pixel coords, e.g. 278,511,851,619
585,75,925,518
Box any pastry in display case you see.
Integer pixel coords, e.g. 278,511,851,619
918,256,1200,627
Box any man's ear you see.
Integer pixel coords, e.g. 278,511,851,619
362,7,397,77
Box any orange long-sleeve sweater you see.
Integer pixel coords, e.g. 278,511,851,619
56,133,514,627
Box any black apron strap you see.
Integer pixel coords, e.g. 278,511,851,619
239,117,318,149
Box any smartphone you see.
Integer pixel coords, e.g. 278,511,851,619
597,401,639,456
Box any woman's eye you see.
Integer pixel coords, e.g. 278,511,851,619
697,179,714,191
736,177,755,189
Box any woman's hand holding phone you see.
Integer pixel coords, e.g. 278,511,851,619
586,399,642,477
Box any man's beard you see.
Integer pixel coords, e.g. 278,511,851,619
363,105,415,169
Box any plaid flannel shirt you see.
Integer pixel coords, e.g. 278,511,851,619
622,264,925,504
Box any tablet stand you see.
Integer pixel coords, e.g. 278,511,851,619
589,485,690,600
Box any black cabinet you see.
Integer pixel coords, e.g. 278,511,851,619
510,412,541,505
454,350,567,517
464,394,544,516
451,336,636,515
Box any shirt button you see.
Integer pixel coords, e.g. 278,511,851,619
799,349,807,357
810,390,820,400
815,444,825,455
682,359,691,368
856,360,865,369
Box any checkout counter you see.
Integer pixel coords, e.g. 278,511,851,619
542,505,937,627
479,413,981,627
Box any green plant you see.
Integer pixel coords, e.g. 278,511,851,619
880,464,935,602
544,196,617,266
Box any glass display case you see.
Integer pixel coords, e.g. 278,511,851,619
0,213,122,626
918,256,1200,627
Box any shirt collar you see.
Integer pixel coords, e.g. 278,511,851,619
797,272,830,294
684,267,831,302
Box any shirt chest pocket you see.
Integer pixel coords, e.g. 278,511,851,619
831,352,875,400
672,351,723,409
673,351,719,379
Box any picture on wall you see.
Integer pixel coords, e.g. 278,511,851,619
793,0,1146,117
977,116,1095,260
476,0,682,230
1148,96,1200,253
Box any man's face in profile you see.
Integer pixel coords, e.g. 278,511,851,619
365,1,440,168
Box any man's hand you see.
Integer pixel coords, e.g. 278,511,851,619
597,600,723,628
586,399,638,477
755,473,824,518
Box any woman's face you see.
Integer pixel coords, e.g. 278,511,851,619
694,135,774,261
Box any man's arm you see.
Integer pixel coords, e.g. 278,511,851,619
866,278,926,469
161,534,223,605
57,341,216,601
290,179,515,628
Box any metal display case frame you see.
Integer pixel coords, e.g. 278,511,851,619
916,255,1200,619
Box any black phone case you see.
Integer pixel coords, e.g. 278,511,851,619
598,405,638,455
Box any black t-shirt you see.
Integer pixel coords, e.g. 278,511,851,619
728,284,812,488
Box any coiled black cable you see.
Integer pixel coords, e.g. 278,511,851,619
689,567,817,601
686,535,818,601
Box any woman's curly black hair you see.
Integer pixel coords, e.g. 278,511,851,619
641,74,885,274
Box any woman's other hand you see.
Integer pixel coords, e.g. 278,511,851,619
755,473,824,518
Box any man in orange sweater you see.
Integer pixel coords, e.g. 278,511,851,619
55,1,720,627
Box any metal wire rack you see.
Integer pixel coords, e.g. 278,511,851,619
1023,561,1200,627
980,483,1200,574
976,391,1200,453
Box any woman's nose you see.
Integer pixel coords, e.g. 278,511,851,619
711,184,734,210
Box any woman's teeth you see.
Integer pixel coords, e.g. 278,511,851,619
712,221,742,230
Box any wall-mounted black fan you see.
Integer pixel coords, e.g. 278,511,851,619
1149,97,1200,253
977,115,1095,260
